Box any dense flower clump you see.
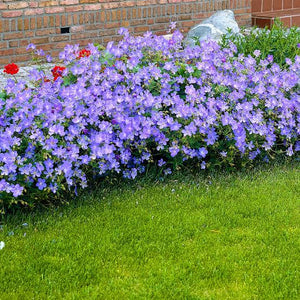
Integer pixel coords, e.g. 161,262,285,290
3,63,19,75
0,28,299,207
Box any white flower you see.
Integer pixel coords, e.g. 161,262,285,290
0,241,5,250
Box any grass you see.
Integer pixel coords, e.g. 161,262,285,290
0,162,299,299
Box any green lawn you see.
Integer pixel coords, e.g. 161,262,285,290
0,162,299,299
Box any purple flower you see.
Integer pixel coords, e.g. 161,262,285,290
198,148,208,158
169,144,180,157
158,159,166,167
26,43,36,51
164,168,172,175
12,184,24,197
220,151,227,157
253,50,260,57
36,179,47,190
287,145,294,156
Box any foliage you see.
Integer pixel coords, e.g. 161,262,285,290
0,27,299,209
219,19,300,68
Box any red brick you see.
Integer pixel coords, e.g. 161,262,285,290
85,24,101,31
111,10,117,21
105,22,121,29
49,35,70,42
121,20,130,27
178,15,192,21
61,15,67,26
36,17,43,29
0,42,7,49
67,14,73,25
39,44,54,51
0,58,11,66
29,2,39,8
10,19,16,31
120,1,135,7
49,16,55,26
73,14,78,24
3,32,24,40
273,0,282,10
15,47,29,55
36,28,56,36
156,17,172,23
44,16,49,27
134,0,149,5
25,8,44,16
30,37,50,44
8,2,28,9
99,29,117,36
100,11,106,22
55,15,60,26
79,14,84,24
9,40,18,48
65,5,83,12
20,39,33,46
130,20,144,26
2,10,23,18
294,0,300,8
283,0,293,9
71,33,87,40
45,6,65,13
24,31,35,38
70,25,85,32
291,15,300,25
255,17,272,28
60,0,79,5
84,12,90,22
0,49,15,56
103,2,119,9
181,20,196,28
135,26,151,33
13,54,32,63
79,0,98,3
23,19,30,30
262,0,272,12
85,4,102,10
39,1,59,7
30,18,36,30
17,19,23,31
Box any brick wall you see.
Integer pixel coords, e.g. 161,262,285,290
0,0,251,66
252,0,300,27
252,0,300,12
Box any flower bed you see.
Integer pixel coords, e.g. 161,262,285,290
0,28,299,208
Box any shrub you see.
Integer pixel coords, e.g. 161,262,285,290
219,19,300,69
0,28,299,209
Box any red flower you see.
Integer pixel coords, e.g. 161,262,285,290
78,49,91,58
3,63,19,75
51,66,66,81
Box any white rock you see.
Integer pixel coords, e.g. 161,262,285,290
184,10,240,46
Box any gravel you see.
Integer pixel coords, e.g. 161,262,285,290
0,64,55,91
